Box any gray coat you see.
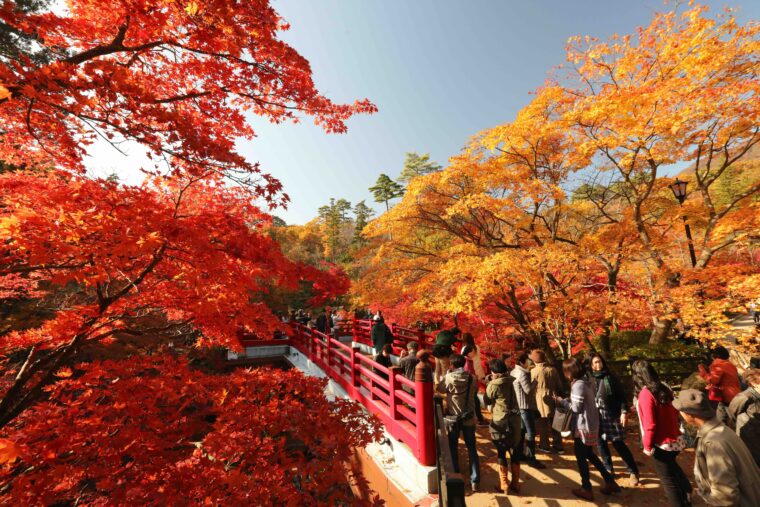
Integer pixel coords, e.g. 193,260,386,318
436,368,477,427
694,418,760,506
511,364,537,411
560,378,599,444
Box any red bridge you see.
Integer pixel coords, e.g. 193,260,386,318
239,319,457,467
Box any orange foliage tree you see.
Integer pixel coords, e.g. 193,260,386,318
354,3,759,355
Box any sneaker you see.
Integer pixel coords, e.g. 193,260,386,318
599,482,621,495
571,488,594,501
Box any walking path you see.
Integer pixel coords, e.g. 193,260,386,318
455,415,703,506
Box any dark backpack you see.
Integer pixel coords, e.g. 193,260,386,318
735,391,760,467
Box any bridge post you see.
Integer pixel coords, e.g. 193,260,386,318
326,333,332,370
351,345,361,387
416,328,426,349
389,366,401,420
414,360,435,466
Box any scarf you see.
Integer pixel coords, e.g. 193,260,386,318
592,369,612,400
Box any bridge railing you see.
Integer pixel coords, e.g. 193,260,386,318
284,322,435,466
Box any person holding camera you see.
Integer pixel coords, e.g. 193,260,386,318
483,359,524,494
437,354,481,492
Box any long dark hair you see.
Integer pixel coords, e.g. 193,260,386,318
590,353,610,375
462,332,475,349
631,359,673,404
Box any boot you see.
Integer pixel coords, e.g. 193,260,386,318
497,464,509,493
507,462,521,494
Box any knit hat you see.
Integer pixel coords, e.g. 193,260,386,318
672,389,716,419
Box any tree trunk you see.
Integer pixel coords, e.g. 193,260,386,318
649,317,673,344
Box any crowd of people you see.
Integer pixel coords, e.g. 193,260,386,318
294,312,760,504
426,326,760,505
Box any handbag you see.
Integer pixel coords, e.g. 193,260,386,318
552,405,572,434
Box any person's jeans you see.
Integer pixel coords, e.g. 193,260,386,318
598,438,639,475
537,414,562,450
520,409,538,460
474,392,484,422
448,424,480,484
651,448,692,507
574,438,616,491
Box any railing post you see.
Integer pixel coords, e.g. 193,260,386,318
351,345,361,387
415,360,435,466
389,366,401,420
326,333,332,371
416,328,426,349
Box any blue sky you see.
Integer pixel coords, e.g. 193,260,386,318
88,1,759,224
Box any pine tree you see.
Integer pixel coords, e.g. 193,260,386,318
369,174,404,212
352,200,375,245
398,152,442,184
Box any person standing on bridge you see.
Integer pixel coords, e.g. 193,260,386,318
371,315,392,356
315,307,330,335
398,341,420,381
435,326,461,348
437,354,481,492
484,358,524,495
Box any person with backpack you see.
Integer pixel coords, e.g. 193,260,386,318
674,389,760,506
483,358,524,494
437,354,481,492
727,368,760,467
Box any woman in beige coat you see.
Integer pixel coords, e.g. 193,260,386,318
531,349,564,453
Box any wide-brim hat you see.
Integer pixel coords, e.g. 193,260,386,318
672,388,716,419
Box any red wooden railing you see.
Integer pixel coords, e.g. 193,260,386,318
351,319,494,376
242,322,436,466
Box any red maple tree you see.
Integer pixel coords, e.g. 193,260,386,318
1,1,381,504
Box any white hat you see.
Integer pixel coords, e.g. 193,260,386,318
373,315,381,321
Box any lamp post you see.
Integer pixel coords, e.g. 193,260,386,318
670,178,697,268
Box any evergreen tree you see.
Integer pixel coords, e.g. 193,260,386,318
318,198,352,261
398,152,442,184
369,174,404,212
352,200,375,245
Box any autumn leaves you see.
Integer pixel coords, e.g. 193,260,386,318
354,4,759,355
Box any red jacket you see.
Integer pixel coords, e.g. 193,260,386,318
699,358,741,404
637,387,681,451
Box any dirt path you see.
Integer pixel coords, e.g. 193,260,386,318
455,422,703,506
